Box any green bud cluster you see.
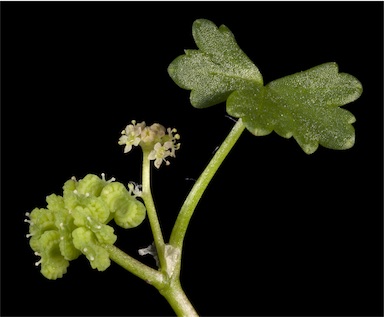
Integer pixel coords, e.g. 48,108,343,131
26,174,146,280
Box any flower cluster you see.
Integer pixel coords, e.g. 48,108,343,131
25,174,146,280
118,121,181,168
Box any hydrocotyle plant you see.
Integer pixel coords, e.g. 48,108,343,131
26,19,362,316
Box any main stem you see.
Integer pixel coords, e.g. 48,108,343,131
169,118,245,250
104,244,198,316
160,279,199,317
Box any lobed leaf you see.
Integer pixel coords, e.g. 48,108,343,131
227,63,362,154
168,19,262,108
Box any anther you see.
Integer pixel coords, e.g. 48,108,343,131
102,173,115,183
83,248,88,252
90,256,95,261
26,233,33,238
85,193,90,197
71,176,77,181
24,219,33,225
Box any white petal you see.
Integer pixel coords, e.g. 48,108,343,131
148,150,156,160
124,144,132,153
154,158,162,168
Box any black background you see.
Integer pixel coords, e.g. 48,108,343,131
1,1,383,316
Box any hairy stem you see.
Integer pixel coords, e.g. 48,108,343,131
169,118,245,249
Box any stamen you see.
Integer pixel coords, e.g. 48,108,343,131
101,173,115,183
26,233,33,238
24,219,33,225
35,259,42,266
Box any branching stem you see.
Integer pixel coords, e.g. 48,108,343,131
105,119,245,317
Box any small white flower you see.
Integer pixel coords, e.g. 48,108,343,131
150,123,166,138
128,182,142,197
118,120,144,153
166,127,181,157
118,121,181,168
148,142,172,169
140,126,156,143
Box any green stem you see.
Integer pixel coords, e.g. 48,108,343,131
103,244,164,289
104,244,198,316
105,119,244,317
160,279,199,317
141,149,167,270
169,118,245,249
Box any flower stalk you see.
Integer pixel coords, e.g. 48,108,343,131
141,148,167,271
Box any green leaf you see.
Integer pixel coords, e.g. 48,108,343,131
168,19,262,108
227,62,362,154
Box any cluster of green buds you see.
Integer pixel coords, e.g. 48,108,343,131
25,173,146,280
118,121,181,168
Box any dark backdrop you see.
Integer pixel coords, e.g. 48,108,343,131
1,2,383,316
